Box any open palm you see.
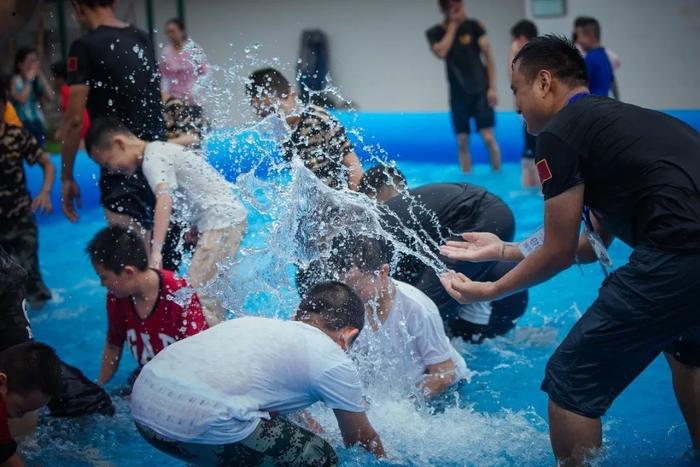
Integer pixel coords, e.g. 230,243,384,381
439,232,503,263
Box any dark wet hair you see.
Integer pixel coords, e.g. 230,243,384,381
14,47,37,74
0,245,27,314
438,0,461,12
358,165,407,198
574,16,601,41
246,68,292,99
51,61,67,80
511,20,538,40
512,35,587,87
329,235,392,274
86,225,148,273
0,342,61,398
72,0,116,7
84,116,134,157
297,281,365,331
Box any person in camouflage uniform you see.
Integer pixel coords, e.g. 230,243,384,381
0,84,54,307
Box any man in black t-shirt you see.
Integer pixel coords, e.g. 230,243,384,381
60,0,181,269
358,165,528,342
426,0,501,173
440,36,700,464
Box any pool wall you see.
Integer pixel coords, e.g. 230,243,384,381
25,110,700,224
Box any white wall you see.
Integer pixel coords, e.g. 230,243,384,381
152,0,525,117
525,0,700,109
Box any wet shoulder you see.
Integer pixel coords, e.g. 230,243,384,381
393,281,441,327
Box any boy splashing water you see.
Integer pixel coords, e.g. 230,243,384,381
84,117,247,326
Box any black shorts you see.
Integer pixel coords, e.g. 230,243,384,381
450,92,495,135
99,169,155,230
541,246,700,418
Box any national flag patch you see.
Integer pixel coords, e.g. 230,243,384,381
67,57,78,72
536,159,553,183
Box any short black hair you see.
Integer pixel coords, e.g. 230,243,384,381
511,20,538,40
574,16,601,41
358,165,407,198
246,68,292,99
166,17,185,31
329,235,392,274
0,342,61,398
438,0,461,12
51,61,67,80
86,225,148,273
14,47,36,74
298,281,365,331
513,35,588,87
84,116,134,157
72,0,116,7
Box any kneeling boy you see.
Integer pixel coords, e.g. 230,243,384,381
331,235,469,399
131,282,385,465
85,117,248,326
87,226,209,385
0,342,62,466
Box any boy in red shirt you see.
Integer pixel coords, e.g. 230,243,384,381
0,342,62,466
86,226,208,385
51,61,90,141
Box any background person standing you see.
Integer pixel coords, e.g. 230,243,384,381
426,0,501,173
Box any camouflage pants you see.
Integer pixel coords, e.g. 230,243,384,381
0,211,50,302
136,416,338,466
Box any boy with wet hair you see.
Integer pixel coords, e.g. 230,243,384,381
359,165,528,342
330,235,469,398
0,78,54,308
131,281,385,465
0,341,61,466
246,67,364,190
84,117,247,326
86,225,208,385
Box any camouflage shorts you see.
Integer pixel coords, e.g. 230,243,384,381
136,416,338,466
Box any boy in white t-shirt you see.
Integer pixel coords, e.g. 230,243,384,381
85,117,247,326
130,281,385,465
330,235,470,399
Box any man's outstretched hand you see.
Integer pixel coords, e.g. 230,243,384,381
439,232,503,263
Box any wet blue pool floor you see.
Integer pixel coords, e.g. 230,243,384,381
22,162,692,466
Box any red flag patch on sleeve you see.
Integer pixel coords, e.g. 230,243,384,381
536,159,553,183
67,57,78,72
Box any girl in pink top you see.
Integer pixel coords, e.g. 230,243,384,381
159,18,208,107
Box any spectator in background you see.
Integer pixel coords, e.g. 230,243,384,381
10,48,54,147
51,61,90,142
159,18,208,129
426,0,501,173
574,17,617,98
509,20,539,188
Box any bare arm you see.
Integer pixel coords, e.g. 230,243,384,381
10,76,33,105
334,410,385,458
98,343,123,385
421,360,457,398
60,84,89,221
343,151,363,191
31,153,55,214
37,72,55,101
431,22,459,59
168,133,199,147
442,185,584,303
478,35,498,106
575,211,614,264
150,184,173,269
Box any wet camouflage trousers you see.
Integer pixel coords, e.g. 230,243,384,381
137,416,338,466
0,211,50,301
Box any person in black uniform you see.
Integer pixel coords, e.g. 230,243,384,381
0,246,114,418
440,35,700,464
359,165,528,342
59,0,181,270
426,0,501,173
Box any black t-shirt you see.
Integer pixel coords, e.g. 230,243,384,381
426,19,488,96
382,183,500,281
536,96,700,251
67,25,165,140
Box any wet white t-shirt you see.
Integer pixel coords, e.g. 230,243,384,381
352,281,469,393
142,141,247,231
131,317,365,444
